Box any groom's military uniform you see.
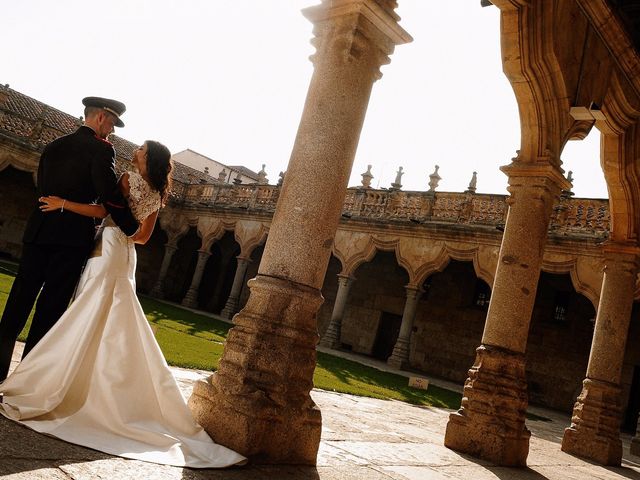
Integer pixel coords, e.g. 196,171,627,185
0,97,139,381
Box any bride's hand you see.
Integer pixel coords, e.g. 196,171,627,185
39,196,65,212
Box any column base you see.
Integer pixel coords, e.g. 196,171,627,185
444,344,530,466
181,289,198,308
149,282,164,299
387,337,409,370
220,297,239,319
318,320,341,349
561,378,622,466
188,274,323,464
630,436,640,457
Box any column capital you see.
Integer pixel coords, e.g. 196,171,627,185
403,284,423,299
303,0,412,79
500,160,571,193
196,249,212,257
303,1,412,48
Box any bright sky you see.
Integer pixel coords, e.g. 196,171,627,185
3,1,607,198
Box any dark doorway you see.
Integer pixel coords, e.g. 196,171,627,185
372,312,402,361
623,365,640,433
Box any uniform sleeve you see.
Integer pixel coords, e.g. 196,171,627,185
91,146,140,236
35,143,52,197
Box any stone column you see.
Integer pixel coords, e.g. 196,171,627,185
188,0,411,465
181,249,211,308
444,163,569,466
632,416,640,457
562,246,639,465
220,256,251,319
319,274,354,349
149,243,178,298
387,286,422,369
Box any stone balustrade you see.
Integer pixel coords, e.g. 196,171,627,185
170,181,610,236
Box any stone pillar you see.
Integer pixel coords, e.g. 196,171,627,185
562,246,639,465
181,249,211,308
188,1,411,465
387,286,421,369
632,416,640,457
149,243,178,298
444,163,568,466
319,274,354,349
220,256,251,319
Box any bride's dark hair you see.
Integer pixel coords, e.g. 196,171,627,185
144,140,172,205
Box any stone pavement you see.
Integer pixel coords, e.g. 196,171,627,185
3,343,640,479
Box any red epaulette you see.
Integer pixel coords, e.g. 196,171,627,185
95,135,113,145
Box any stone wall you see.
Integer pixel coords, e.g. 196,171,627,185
339,252,409,355
411,261,487,384
0,166,36,260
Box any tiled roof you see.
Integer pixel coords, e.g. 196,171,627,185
227,165,260,180
0,84,218,185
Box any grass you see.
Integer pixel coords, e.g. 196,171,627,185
0,263,465,409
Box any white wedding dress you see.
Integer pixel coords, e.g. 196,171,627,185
0,172,246,468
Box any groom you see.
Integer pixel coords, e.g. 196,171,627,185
0,96,139,382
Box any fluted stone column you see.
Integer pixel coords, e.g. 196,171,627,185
149,243,178,298
444,163,569,466
181,249,211,308
387,286,422,369
188,0,411,465
220,257,251,319
319,274,354,349
562,246,639,465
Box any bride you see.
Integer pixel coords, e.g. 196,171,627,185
0,141,245,468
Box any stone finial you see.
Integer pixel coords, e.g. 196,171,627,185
218,168,227,182
277,171,286,187
428,165,441,193
361,165,374,188
257,164,268,185
233,173,243,185
466,171,477,194
390,166,404,190
563,170,574,197
204,166,209,176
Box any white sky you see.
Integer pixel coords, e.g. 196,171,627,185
3,0,607,198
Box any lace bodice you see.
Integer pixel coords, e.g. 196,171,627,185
127,171,161,222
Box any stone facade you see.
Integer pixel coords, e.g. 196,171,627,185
3,0,640,465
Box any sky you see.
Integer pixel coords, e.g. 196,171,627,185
3,1,607,198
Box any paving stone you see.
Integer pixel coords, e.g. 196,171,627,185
0,459,71,479
4,344,640,479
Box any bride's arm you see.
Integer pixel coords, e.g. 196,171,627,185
39,196,108,218
131,210,159,244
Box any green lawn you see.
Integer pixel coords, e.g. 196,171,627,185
0,262,463,409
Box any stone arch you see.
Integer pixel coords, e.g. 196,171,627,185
497,1,576,163
333,231,413,284
414,241,499,289
541,253,604,310
0,148,39,185
234,220,269,259
197,217,225,251
157,208,191,246
598,71,640,244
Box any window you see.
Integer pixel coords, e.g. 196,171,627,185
552,292,570,323
473,280,491,309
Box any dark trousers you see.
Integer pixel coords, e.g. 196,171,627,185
0,243,87,381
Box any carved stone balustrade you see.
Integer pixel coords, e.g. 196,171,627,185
170,181,609,238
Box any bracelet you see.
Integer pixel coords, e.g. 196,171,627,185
61,200,66,213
